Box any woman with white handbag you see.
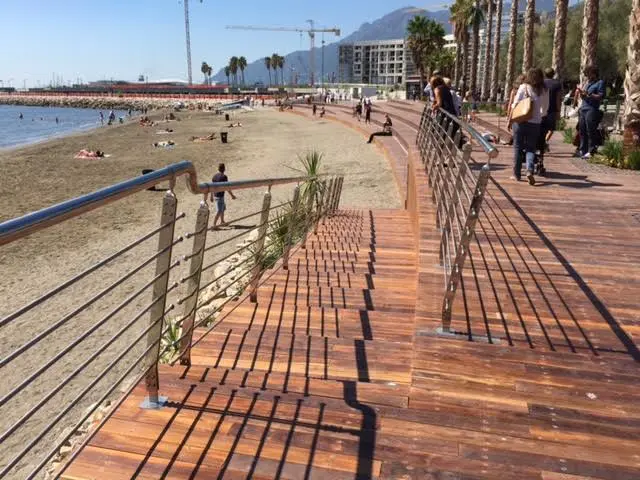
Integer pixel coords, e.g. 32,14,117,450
507,68,549,185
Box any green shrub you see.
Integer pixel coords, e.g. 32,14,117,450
627,150,640,170
601,139,624,165
563,128,574,144
557,118,567,131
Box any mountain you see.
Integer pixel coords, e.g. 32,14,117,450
212,2,559,85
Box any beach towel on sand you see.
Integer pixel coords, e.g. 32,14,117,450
75,153,111,159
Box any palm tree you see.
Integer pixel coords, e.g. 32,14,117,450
522,0,536,72
468,0,485,95
229,56,239,85
277,55,286,85
271,54,279,85
201,61,210,85
450,0,471,92
407,16,442,95
481,0,495,100
552,0,569,79
580,0,599,84
623,0,640,152
264,56,272,86
224,66,231,85
489,0,503,101
238,56,247,85
504,0,519,98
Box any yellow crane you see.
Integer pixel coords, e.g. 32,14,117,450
225,21,341,86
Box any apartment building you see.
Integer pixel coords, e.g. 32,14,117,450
338,39,409,86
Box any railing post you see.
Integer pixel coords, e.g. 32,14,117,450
322,178,335,224
441,164,491,332
249,191,272,302
142,188,177,409
334,177,344,213
314,180,327,235
438,143,471,265
301,183,315,248
178,199,209,366
283,186,300,270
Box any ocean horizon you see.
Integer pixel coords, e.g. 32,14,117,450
0,104,128,150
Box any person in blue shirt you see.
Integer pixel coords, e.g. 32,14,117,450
576,66,605,158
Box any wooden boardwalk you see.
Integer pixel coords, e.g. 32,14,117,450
61,103,640,479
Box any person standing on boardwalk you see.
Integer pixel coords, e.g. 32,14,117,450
211,163,236,227
575,66,605,159
541,68,563,151
364,102,372,124
507,68,549,185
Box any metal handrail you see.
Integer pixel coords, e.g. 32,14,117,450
417,105,492,333
436,108,499,159
0,168,343,478
0,159,314,246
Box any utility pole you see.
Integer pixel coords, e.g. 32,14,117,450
321,33,325,89
184,0,193,85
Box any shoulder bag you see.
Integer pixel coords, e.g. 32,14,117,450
511,86,533,124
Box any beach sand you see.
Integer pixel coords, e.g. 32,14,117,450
0,107,401,477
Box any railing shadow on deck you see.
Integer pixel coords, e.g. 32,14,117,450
454,165,638,360
410,105,638,361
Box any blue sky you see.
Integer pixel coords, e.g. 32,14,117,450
0,0,452,87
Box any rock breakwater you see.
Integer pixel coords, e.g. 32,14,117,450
0,94,225,111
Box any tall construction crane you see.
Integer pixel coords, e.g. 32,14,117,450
225,21,340,86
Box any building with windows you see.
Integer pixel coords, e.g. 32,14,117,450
338,39,410,86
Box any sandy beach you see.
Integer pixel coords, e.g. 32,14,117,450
0,106,400,477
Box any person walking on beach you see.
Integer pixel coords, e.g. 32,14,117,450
99,111,104,125
312,104,317,116
211,163,236,227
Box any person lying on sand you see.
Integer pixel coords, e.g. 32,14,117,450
75,149,105,158
153,141,175,148
227,122,243,128
139,116,155,127
156,128,174,134
189,132,217,142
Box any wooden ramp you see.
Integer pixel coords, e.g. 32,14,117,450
61,208,640,480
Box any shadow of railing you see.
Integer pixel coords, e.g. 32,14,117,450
452,175,639,360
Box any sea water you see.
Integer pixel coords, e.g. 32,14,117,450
0,104,128,149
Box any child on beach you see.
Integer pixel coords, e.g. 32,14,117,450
211,163,236,227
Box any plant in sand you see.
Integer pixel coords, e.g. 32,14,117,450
292,150,325,216
160,318,182,363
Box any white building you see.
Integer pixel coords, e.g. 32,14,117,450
339,39,410,86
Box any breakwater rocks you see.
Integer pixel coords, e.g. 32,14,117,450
0,94,225,111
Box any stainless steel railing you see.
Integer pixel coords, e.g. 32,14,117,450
416,106,495,332
0,163,344,479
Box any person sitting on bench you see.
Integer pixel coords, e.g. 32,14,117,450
367,114,393,143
